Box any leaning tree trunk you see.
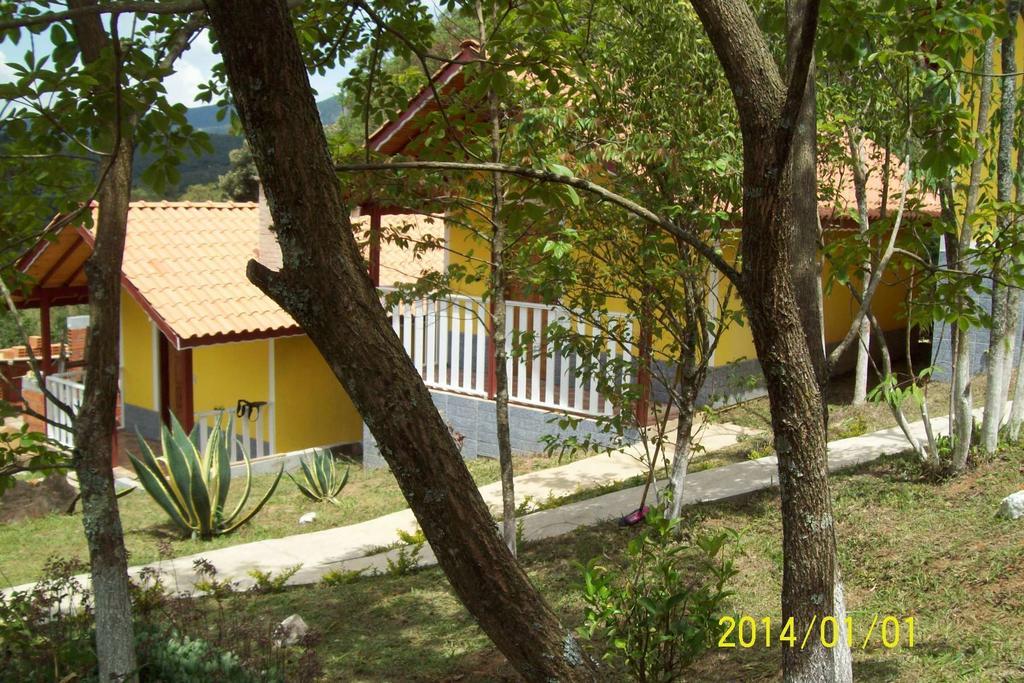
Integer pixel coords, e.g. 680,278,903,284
68,3,139,679
205,1,597,679
691,0,844,679
981,0,1020,454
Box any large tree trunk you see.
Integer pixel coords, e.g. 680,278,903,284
205,2,596,678
691,1,841,679
980,0,1020,454
68,3,138,679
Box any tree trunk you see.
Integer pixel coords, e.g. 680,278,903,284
981,0,1021,454
847,127,872,406
205,1,596,678
479,2,516,556
666,357,700,520
786,0,827,396
68,3,139,679
690,1,842,679
946,35,995,470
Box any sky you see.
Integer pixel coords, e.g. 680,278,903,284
0,27,352,108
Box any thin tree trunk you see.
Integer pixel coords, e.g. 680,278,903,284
946,35,995,470
847,126,872,406
1005,55,1024,440
206,2,597,678
478,0,516,556
980,0,1020,454
666,360,699,520
67,3,138,679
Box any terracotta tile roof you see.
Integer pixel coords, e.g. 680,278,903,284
20,201,445,348
109,201,297,346
819,140,941,221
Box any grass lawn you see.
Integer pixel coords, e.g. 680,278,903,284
231,446,1024,681
0,452,565,587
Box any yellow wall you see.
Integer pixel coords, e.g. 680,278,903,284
273,335,362,452
192,340,271,443
120,289,155,410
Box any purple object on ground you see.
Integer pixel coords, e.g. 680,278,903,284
619,505,649,526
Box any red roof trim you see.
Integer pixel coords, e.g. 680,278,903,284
367,41,479,155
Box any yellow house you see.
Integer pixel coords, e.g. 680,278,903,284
14,200,445,466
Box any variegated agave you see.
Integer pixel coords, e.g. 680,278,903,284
288,449,350,506
129,415,283,540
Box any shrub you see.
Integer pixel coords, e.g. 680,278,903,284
248,564,303,594
319,568,365,587
128,414,283,539
288,449,350,505
385,527,427,576
579,508,738,681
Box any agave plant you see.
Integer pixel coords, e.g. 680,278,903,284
129,415,283,540
288,449,350,506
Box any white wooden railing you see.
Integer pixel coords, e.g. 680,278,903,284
194,402,273,461
44,372,85,449
381,289,634,416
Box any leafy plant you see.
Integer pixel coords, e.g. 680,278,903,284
579,508,738,682
128,415,283,540
248,564,303,594
287,449,350,505
385,527,427,576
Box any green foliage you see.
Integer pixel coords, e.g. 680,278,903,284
385,527,427,576
217,142,259,201
319,567,366,587
287,448,350,506
247,564,303,594
579,508,738,681
127,415,283,540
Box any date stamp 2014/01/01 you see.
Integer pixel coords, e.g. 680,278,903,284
717,615,915,650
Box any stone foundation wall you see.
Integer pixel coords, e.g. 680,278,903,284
362,388,631,469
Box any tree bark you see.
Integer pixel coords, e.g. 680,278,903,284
690,1,842,680
980,0,1021,454
205,1,596,678
68,3,138,679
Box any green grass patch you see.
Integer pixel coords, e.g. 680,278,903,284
0,452,565,587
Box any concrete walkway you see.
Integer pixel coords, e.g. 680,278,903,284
6,414,942,596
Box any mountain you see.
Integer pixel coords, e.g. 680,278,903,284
184,97,344,134
132,97,345,199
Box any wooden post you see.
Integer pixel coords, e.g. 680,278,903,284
634,321,652,427
39,290,53,375
180,348,194,433
369,207,382,286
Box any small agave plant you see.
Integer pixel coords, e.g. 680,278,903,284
129,415,283,540
288,449,350,506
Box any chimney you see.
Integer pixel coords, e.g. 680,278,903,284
257,183,283,271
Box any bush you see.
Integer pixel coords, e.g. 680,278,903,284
0,556,321,682
579,508,738,681
287,449,350,505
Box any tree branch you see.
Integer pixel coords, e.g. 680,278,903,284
336,160,744,289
